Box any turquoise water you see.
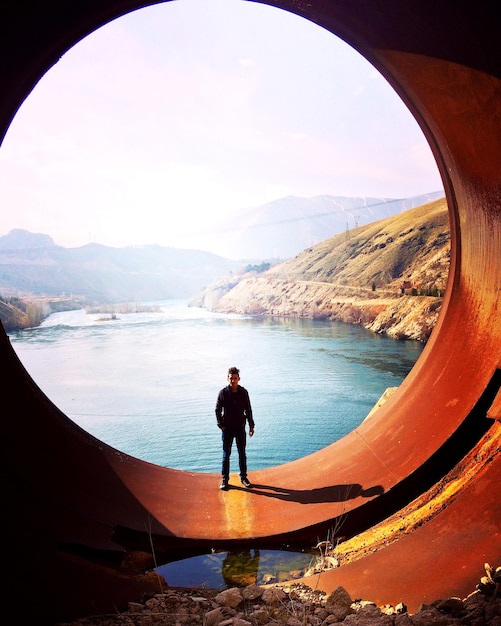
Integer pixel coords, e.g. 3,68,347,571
10,299,423,472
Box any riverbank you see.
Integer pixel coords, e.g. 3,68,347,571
191,277,442,342
0,297,164,332
0,295,82,332
2,283,441,342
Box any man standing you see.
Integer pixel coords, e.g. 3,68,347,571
216,366,255,490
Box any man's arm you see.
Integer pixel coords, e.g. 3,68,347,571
215,389,225,429
245,389,255,436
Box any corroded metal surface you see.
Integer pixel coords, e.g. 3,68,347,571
1,1,500,622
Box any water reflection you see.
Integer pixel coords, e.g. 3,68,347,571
222,549,260,587
156,549,314,589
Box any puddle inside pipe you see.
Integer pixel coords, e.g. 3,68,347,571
156,549,315,589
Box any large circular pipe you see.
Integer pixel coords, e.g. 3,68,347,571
1,1,500,622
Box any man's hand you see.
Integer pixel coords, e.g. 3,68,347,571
249,428,254,437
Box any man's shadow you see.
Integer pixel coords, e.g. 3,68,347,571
232,482,384,504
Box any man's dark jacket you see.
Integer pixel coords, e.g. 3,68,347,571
215,385,254,431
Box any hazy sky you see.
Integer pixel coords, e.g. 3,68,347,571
0,0,443,252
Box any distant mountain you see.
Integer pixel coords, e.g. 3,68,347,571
202,192,444,260
0,232,241,303
0,228,57,250
194,198,450,341
0,191,444,302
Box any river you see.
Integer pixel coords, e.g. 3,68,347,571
9,299,423,473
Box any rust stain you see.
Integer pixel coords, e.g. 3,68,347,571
220,477,255,538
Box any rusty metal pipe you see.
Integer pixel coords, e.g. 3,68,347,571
1,1,500,622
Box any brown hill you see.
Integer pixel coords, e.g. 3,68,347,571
193,198,450,342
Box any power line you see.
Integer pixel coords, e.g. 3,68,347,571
176,192,444,239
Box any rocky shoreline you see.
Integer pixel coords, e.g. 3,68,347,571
59,564,500,625
192,276,442,342
0,295,82,332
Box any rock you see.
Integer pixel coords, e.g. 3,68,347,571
407,606,462,625
478,576,498,595
249,607,270,624
485,602,501,623
205,607,225,626
262,573,277,584
464,590,486,609
436,597,466,617
242,583,264,600
394,614,414,625
351,600,377,612
343,604,393,625
324,586,354,620
380,604,397,615
321,615,340,624
262,587,288,604
215,587,243,608
233,619,252,626
396,602,407,614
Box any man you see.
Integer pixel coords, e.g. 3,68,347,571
216,366,255,490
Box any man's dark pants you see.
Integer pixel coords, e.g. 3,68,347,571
221,428,247,480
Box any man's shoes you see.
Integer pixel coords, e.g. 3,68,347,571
219,478,228,490
241,477,252,488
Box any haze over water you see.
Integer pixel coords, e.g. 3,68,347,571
10,300,423,473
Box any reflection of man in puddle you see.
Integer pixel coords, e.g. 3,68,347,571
222,549,260,587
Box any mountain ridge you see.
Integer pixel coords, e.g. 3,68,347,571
201,191,444,259
0,234,241,303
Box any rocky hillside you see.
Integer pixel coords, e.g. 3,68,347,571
192,198,450,342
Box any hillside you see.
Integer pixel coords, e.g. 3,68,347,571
192,198,450,342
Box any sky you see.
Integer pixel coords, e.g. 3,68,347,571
0,0,443,253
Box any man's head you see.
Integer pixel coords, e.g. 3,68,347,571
227,366,240,390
